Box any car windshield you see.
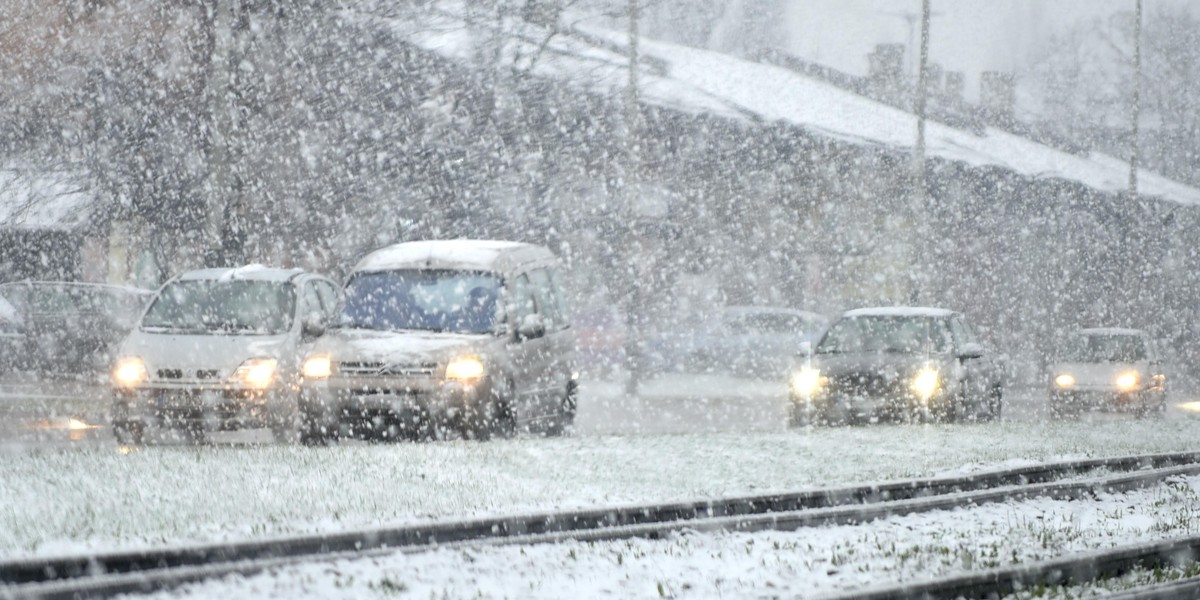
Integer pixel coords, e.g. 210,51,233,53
1061,334,1147,363
816,315,953,354
337,269,500,334
141,280,295,335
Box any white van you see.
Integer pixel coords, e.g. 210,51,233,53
298,240,577,442
110,266,340,443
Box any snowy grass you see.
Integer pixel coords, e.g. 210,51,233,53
4,414,1200,559
129,476,1200,599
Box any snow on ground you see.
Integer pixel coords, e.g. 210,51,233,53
3,374,1200,562
131,476,1200,599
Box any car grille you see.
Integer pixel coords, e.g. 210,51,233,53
336,361,438,378
828,372,905,397
155,368,222,382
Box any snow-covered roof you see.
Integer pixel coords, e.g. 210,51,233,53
384,6,1200,206
842,307,956,319
353,240,555,273
1075,327,1147,337
176,265,304,284
0,168,93,231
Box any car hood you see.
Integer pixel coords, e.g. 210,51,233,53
314,329,493,366
812,352,949,378
1049,361,1151,386
121,330,290,372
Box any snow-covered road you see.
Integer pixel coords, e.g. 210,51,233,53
3,374,1200,561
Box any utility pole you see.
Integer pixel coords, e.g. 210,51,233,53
622,0,643,397
908,0,931,302
1129,0,1142,200
204,0,234,267
913,0,930,194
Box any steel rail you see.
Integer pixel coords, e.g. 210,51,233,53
833,535,1200,600
5,451,1200,599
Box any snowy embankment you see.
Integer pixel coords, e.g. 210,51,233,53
130,477,1200,599
3,373,1200,561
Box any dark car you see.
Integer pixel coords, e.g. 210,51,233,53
788,307,1003,425
0,282,154,377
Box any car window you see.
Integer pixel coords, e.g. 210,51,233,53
339,270,500,334
141,280,296,335
1062,334,1147,362
314,280,340,319
947,316,976,348
817,316,953,354
529,269,564,330
509,273,537,328
301,282,323,320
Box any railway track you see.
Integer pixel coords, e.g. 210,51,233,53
5,451,1200,599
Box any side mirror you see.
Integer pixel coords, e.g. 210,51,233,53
798,341,813,358
302,312,326,339
518,314,546,340
958,342,985,360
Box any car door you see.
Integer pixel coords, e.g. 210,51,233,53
528,268,573,418
504,272,547,422
949,316,995,414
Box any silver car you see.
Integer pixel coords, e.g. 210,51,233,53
110,266,340,444
1047,328,1167,417
298,240,577,443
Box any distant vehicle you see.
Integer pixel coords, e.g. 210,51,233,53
574,305,627,379
0,292,24,373
692,306,827,378
789,307,1003,425
110,266,341,444
644,306,828,379
1047,328,1166,418
0,281,153,376
299,240,577,443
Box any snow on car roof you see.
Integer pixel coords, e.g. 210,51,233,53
353,240,553,273
842,307,956,319
1075,327,1147,337
176,265,304,283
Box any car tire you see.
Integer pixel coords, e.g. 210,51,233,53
113,421,143,446
546,382,577,437
299,413,331,446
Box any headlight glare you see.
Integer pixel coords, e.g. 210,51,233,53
1115,371,1139,391
446,356,485,380
791,367,823,397
113,357,148,388
912,368,940,401
1054,374,1075,389
302,355,333,379
232,358,278,389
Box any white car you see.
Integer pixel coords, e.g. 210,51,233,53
1048,328,1166,417
110,266,340,444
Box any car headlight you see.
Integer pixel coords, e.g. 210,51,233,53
1054,374,1075,389
791,366,823,398
911,368,940,401
302,355,333,380
1115,371,1139,391
113,357,148,388
231,358,278,389
446,356,485,381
